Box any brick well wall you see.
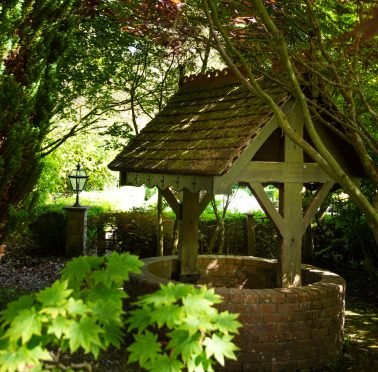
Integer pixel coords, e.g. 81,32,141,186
126,255,345,371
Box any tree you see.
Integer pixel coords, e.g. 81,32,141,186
0,0,80,244
194,0,378,242
0,1,197,243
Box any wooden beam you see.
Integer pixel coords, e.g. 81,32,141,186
238,161,332,183
126,172,213,193
302,182,334,235
213,101,294,194
160,188,181,217
247,182,284,236
199,192,213,215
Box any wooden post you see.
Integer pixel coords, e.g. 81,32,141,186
246,214,256,256
156,190,164,256
278,104,304,288
178,189,200,283
278,183,303,287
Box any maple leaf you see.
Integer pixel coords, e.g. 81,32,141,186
127,307,152,333
0,295,34,326
67,298,90,317
182,292,217,317
91,299,123,324
127,331,161,367
0,345,51,372
7,308,42,344
67,317,104,358
92,252,142,288
102,321,124,348
215,311,241,334
167,330,202,362
150,303,184,328
148,353,184,372
203,334,238,366
141,282,191,307
47,316,71,339
61,256,104,290
37,280,72,308
37,280,72,318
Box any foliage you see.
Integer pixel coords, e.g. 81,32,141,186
313,189,377,275
0,252,142,371
198,0,378,237
0,0,79,244
0,252,241,372
127,282,241,372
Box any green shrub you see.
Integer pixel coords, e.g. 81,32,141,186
127,282,241,372
0,253,241,371
0,252,142,371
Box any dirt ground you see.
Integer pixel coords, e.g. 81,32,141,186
0,255,376,371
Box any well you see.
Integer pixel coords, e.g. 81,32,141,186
127,255,345,371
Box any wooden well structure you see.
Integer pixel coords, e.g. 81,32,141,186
109,68,362,288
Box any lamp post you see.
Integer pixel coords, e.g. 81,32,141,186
64,162,89,257
68,162,88,207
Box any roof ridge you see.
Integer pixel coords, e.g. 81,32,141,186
180,67,243,92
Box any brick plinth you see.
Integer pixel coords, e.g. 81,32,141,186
126,255,345,371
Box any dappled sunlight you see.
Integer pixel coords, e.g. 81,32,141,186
344,305,378,352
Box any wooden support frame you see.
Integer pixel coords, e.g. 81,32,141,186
159,187,213,283
247,182,284,236
302,182,335,235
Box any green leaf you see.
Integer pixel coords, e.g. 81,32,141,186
215,311,241,335
203,334,238,366
67,298,90,317
181,314,215,335
127,307,153,333
188,353,214,372
37,280,72,317
67,317,104,358
141,282,192,307
150,304,184,328
92,252,142,288
85,287,126,304
182,292,217,318
91,299,123,324
167,330,202,362
0,295,35,326
147,354,184,372
47,316,71,339
0,345,50,372
61,256,104,289
6,308,42,344
102,321,123,348
127,331,161,367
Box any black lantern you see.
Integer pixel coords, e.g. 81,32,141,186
68,162,88,207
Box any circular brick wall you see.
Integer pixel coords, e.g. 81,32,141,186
127,255,345,371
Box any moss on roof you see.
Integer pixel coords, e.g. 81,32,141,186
108,69,289,176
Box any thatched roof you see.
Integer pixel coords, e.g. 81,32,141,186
108,69,289,176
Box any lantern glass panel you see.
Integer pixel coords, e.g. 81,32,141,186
69,166,88,192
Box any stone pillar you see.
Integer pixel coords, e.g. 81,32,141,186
64,206,90,257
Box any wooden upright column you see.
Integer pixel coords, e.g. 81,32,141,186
278,183,303,287
278,107,304,287
178,189,200,282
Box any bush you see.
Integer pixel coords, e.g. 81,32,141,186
127,283,241,371
0,252,142,371
0,253,241,371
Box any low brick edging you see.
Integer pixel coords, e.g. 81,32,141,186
126,255,345,371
